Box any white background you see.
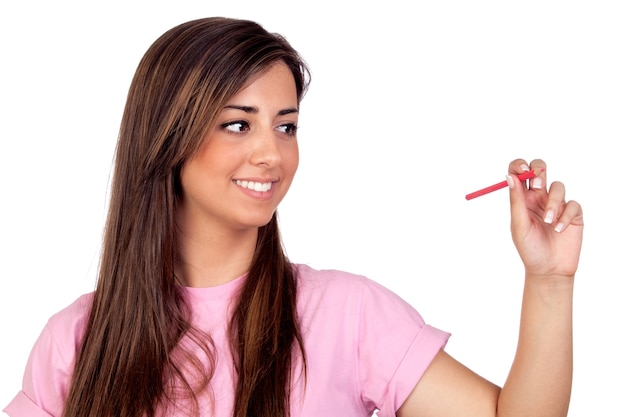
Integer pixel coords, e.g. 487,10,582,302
1,1,624,415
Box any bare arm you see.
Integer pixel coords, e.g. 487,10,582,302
398,158,583,417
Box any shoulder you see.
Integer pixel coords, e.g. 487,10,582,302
30,293,93,372
292,263,424,323
294,263,407,304
45,293,93,355
49,292,93,326
294,263,376,306
294,263,379,290
292,262,449,341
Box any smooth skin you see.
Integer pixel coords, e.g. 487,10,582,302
398,160,583,417
176,62,584,415
176,62,300,288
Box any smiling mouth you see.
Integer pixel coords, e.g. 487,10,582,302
234,180,273,192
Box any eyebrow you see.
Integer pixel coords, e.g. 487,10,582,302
223,104,299,116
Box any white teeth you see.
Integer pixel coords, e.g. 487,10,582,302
235,180,272,192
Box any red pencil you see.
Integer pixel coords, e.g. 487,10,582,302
465,169,545,200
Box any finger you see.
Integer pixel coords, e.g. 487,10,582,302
507,169,530,232
528,158,547,192
543,181,566,226
553,199,584,233
507,158,534,230
508,158,532,178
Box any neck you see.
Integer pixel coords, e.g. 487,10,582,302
176,225,258,288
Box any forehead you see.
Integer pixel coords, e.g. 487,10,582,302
228,62,297,101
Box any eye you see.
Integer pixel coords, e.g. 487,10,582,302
276,123,298,137
220,120,250,134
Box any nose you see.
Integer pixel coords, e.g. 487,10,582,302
249,129,281,167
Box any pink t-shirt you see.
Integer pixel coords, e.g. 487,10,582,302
4,264,449,416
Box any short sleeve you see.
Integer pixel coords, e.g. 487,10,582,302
3,324,71,417
3,391,54,417
356,279,450,416
3,294,91,417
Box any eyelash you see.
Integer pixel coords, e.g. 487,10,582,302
277,123,298,137
220,120,298,137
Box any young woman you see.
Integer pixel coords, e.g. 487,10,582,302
4,17,583,417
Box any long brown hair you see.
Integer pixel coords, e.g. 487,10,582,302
62,17,310,417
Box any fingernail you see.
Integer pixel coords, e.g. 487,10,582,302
532,176,542,189
520,164,530,172
554,222,564,233
544,210,554,224
506,174,514,189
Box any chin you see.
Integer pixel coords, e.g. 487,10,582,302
238,213,276,230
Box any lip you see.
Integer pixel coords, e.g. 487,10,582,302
233,178,278,201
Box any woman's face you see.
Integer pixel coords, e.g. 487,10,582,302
177,62,300,234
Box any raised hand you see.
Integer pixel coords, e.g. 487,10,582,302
507,158,584,279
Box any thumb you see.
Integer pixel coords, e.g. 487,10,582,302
508,174,530,235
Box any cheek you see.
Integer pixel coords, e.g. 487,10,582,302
286,144,299,176
177,162,201,199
